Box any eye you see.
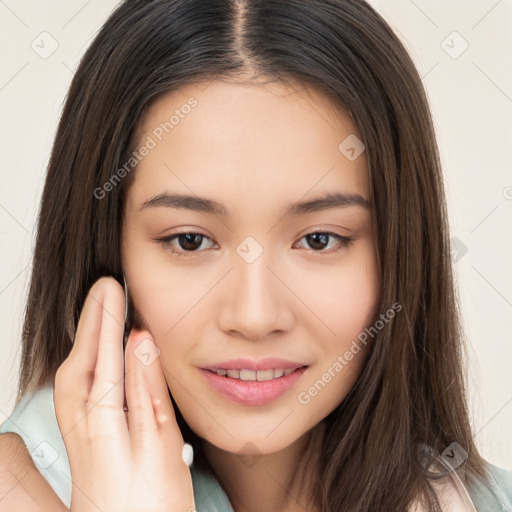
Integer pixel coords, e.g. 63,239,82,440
154,230,353,257
294,231,353,254
155,232,217,257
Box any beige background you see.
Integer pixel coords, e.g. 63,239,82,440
1,0,511,470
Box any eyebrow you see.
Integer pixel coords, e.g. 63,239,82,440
138,191,370,217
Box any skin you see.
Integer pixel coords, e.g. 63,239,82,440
121,78,381,512
0,433,68,511
53,279,196,512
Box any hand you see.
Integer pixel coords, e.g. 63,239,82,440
54,276,196,512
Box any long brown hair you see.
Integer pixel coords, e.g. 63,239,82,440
15,0,489,510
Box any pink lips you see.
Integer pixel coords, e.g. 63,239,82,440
199,365,308,406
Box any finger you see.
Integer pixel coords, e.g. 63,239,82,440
65,277,120,398
137,334,182,439
125,329,161,457
135,333,189,468
87,277,125,406
54,278,121,474
54,277,118,434
86,278,127,445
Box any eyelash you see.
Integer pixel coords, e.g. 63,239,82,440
154,230,354,257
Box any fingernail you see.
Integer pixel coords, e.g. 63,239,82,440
182,443,194,467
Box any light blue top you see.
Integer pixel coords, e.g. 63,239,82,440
1,383,512,511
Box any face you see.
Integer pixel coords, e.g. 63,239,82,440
121,78,381,457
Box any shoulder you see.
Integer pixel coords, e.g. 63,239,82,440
487,463,512,487
0,432,68,511
0,432,32,472
0,431,29,458
0,384,73,507
466,461,512,511
485,463,512,503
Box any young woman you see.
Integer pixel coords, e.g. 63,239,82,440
1,1,511,511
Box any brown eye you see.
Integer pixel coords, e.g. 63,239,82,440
155,232,216,256
295,231,353,253
155,230,353,257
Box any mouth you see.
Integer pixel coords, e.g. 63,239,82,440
203,366,308,381
199,365,309,406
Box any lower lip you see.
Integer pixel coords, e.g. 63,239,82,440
200,367,308,406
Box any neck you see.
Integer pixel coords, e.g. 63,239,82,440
200,422,324,512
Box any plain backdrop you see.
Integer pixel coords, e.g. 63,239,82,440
1,0,511,470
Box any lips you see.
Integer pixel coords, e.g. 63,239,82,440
200,365,308,405
201,357,307,372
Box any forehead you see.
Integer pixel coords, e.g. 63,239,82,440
128,79,369,209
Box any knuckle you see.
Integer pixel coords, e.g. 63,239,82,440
54,364,70,392
86,406,122,441
89,379,123,405
54,359,68,378
86,391,122,423
54,366,85,399
89,398,118,413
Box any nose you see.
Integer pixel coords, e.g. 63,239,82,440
217,250,294,341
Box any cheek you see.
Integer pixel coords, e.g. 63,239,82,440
297,281,380,416
123,236,207,338
297,243,381,341
124,267,212,375
130,283,202,353
335,263,381,338
302,246,380,406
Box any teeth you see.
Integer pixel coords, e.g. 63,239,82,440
214,368,298,380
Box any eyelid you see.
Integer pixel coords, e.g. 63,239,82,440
154,230,216,257
293,231,353,253
154,227,354,256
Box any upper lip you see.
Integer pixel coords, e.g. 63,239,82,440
201,357,308,372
